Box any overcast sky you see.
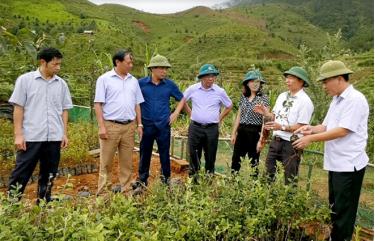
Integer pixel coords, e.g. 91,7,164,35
88,0,228,14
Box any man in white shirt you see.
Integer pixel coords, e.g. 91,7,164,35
94,50,144,195
255,66,314,184
8,47,73,203
293,60,369,241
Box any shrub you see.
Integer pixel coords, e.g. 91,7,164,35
0,164,331,240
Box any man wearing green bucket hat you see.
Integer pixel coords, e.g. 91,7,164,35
133,54,186,193
293,60,369,241
230,69,270,174
173,64,232,179
254,66,314,184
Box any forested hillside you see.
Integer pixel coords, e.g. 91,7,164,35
224,0,374,51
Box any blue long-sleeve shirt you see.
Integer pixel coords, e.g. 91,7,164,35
139,76,183,129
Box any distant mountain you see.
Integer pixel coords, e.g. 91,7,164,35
0,0,371,89
223,0,374,51
0,0,327,78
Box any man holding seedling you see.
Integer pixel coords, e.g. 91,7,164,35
293,60,369,241
94,49,144,195
254,66,314,184
8,47,73,204
133,54,185,194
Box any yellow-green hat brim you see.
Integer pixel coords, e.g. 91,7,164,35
317,68,353,81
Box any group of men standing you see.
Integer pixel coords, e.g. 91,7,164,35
7,47,369,241
94,50,233,194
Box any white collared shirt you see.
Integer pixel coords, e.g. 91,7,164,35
9,69,73,141
272,89,314,141
322,85,369,172
94,69,144,121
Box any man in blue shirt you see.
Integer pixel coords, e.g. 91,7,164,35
135,55,185,191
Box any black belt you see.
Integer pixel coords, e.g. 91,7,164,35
192,121,218,128
273,136,288,142
107,119,133,125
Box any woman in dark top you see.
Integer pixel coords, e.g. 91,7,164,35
231,69,270,173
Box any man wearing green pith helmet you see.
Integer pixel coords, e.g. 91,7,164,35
174,64,232,179
293,60,369,241
134,54,187,194
254,66,314,184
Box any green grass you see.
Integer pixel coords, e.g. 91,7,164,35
232,4,329,50
10,0,78,22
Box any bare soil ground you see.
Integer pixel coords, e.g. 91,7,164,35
1,152,188,201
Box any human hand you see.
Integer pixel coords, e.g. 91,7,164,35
14,134,26,151
256,141,264,153
294,125,313,136
253,104,267,115
137,126,143,142
292,136,311,150
169,112,178,125
99,126,108,140
230,133,237,145
264,121,280,131
61,135,68,148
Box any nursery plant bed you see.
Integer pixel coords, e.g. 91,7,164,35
0,152,188,200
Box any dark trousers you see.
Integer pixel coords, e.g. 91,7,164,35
329,167,366,241
139,124,171,185
231,124,262,172
188,122,219,175
265,137,301,184
8,141,61,201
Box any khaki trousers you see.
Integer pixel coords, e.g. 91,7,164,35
97,120,136,194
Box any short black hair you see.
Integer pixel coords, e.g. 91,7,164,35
342,74,350,81
112,49,133,67
37,48,63,63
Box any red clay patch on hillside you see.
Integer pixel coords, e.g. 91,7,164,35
132,20,150,33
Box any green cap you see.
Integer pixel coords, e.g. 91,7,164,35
147,54,171,68
283,66,310,87
242,69,266,84
317,60,353,81
197,64,219,79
